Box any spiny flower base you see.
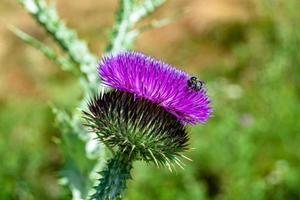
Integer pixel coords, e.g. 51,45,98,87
84,90,189,167
84,89,191,199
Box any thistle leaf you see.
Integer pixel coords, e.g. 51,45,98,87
10,26,78,74
18,0,99,91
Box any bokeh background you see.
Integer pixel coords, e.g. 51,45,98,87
1,0,300,199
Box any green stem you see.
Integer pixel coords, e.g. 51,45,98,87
106,0,132,52
92,152,133,200
106,0,166,52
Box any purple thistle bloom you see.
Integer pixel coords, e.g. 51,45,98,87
98,51,212,124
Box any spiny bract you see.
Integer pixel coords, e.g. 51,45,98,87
83,90,189,167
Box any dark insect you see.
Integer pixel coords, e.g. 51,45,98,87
187,76,205,91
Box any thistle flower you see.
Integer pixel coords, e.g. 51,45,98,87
99,51,212,124
83,90,189,200
85,51,212,200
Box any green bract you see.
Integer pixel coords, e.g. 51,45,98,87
83,90,189,168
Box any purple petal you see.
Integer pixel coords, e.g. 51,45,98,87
98,51,212,124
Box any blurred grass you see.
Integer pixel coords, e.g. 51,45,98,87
1,0,300,199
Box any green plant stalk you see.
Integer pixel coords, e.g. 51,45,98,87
92,152,133,200
106,0,166,52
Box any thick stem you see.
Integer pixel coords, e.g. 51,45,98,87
91,152,133,200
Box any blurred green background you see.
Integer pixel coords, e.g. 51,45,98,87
1,0,300,199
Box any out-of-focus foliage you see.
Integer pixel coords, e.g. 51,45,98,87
1,0,300,199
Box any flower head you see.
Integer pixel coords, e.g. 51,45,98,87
99,51,211,124
83,90,189,167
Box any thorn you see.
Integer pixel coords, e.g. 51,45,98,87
122,139,128,145
148,149,159,168
174,159,184,170
180,154,192,161
129,145,135,158
160,153,174,172
122,146,128,154
175,157,186,167
103,135,115,141
165,161,173,172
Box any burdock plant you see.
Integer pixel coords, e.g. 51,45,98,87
84,52,211,200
